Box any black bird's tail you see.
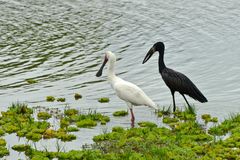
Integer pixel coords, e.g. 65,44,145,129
187,84,208,103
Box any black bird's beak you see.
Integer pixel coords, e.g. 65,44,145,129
96,55,108,77
142,47,156,64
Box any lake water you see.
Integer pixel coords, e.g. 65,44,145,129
1,0,240,159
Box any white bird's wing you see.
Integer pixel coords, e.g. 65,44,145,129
113,79,157,109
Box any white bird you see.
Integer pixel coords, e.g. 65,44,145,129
96,51,158,127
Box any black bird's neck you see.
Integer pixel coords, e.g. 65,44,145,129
158,51,166,73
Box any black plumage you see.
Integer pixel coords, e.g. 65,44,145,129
143,42,207,111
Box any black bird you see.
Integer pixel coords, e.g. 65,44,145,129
142,42,208,112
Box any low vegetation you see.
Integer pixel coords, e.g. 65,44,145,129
0,103,240,159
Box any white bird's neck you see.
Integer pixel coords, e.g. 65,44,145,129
107,60,117,83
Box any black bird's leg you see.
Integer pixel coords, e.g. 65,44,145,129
171,90,176,112
182,94,191,107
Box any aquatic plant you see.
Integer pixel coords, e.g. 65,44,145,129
0,138,6,146
0,146,9,158
37,112,51,120
43,128,56,139
76,119,97,128
2,124,19,133
1,102,240,159
9,109,240,160
9,102,33,114
100,120,107,125
0,129,4,136
0,138,9,158
61,109,110,129
98,97,110,103
202,114,211,123
113,110,128,116
57,98,66,102
74,93,82,100
26,79,38,84
12,144,31,152
0,103,50,143
138,121,157,128
67,126,79,132
60,118,70,129
55,131,76,142
208,113,240,136
210,117,218,123
173,107,196,121
112,126,124,133
26,132,42,142
46,96,55,102
64,108,79,116
184,105,196,115
66,110,110,124
157,106,171,117
0,119,5,126
162,117,179,124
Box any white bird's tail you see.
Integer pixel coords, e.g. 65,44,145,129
146,98,159,110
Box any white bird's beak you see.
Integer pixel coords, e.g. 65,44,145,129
96,55,108,77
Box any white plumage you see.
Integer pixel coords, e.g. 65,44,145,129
96,51,158,127
113,78,157,109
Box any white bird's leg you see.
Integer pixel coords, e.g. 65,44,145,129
130,108,135,126
126,102,135,128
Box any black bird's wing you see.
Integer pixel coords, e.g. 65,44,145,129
161,68,208,103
